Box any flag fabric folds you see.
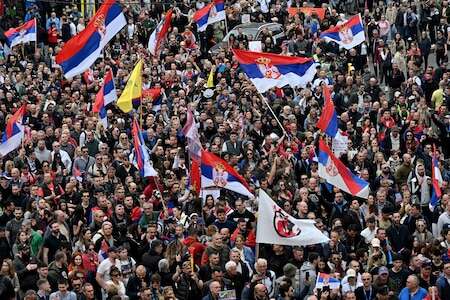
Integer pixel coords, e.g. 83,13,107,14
320,14,365,49
316,273,341,289
93,69,116,128
0,105,27,157
256,189,329,246
232,48,317,93
318,139,370,198
116,60,143,113
182,109,202,193
201,150,253,198
143,87,162,112
193,0,226,32
131,118,157,177
4,19,37,47
288,7,326,20
316,85,338,138
148,9,173,56
430,148,443,210
56,0,126,78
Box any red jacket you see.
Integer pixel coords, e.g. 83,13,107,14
230,228,256,248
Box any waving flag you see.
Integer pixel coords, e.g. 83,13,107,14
193,0,226,32
288,7,326,20
201,150,253,198
0,105,26,157
117,60,143,113
132,118,157,177
143,87,162,112
318,139,369,198
148,9,173,56
182,108,203,193
316,273,341,289
232,49,317,93
56,0,126,78
256,189,329,246
5,19,37,48
93,70,116,128
83,68,94,84
320,14,365,49
430,147,443,210
316,85,338,138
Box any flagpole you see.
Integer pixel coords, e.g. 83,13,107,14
224,16,229,35
255,89,287,135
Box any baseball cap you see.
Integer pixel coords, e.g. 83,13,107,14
371,238,381,248
346,269,356,278
378,266,389,275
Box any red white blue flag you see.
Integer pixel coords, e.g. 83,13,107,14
132,118,157,178
182,108,202,193
232,49,317,93
56,0,126,78
320,14,365,49
316,273,341,289
201,150,253,198
93,69,116,128
0,105,26,157
148,9,173,56
4,18,37,48
430,147,443,210
193,0,226,32
316,85,338,138
318,139,369,198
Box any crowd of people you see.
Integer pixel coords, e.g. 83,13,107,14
0,0,450,300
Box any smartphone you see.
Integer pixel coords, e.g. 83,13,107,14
305,271,310,281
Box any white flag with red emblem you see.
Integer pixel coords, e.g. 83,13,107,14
256,190,329,246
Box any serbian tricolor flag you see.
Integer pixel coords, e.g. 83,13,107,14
142,87,163,112
182,108,202,193
288,7,326,20
193,0,226,32
430,147,443,210
320,14,365,50
316,273,341,289
148,9,173,56
0,104,26,157
56,0,126,78
201,150,253,198
132,118,157,177
97,239,109,262
4,18,37,48
93,69,116,128
232,49,317,93
316,85,338,138
318,139,370,198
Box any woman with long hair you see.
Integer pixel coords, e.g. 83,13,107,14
68,252,87,280
1,259,20,296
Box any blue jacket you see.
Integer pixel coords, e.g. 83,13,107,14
398,287,428,300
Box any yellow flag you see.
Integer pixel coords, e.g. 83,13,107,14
206,67,214,88
117,60,143,113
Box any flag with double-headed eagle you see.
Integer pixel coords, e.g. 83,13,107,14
193,0,226,32
232,49,317,93
201,150,253,198
319,14,366,49
56,0,126,78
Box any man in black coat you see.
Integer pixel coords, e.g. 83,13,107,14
386,212,412,253
126,265,150,300
355,272,376,300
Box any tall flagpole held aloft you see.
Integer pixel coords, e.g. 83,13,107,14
255,89,287,136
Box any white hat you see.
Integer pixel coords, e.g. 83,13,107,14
371,238,381,248
346,269,356,278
